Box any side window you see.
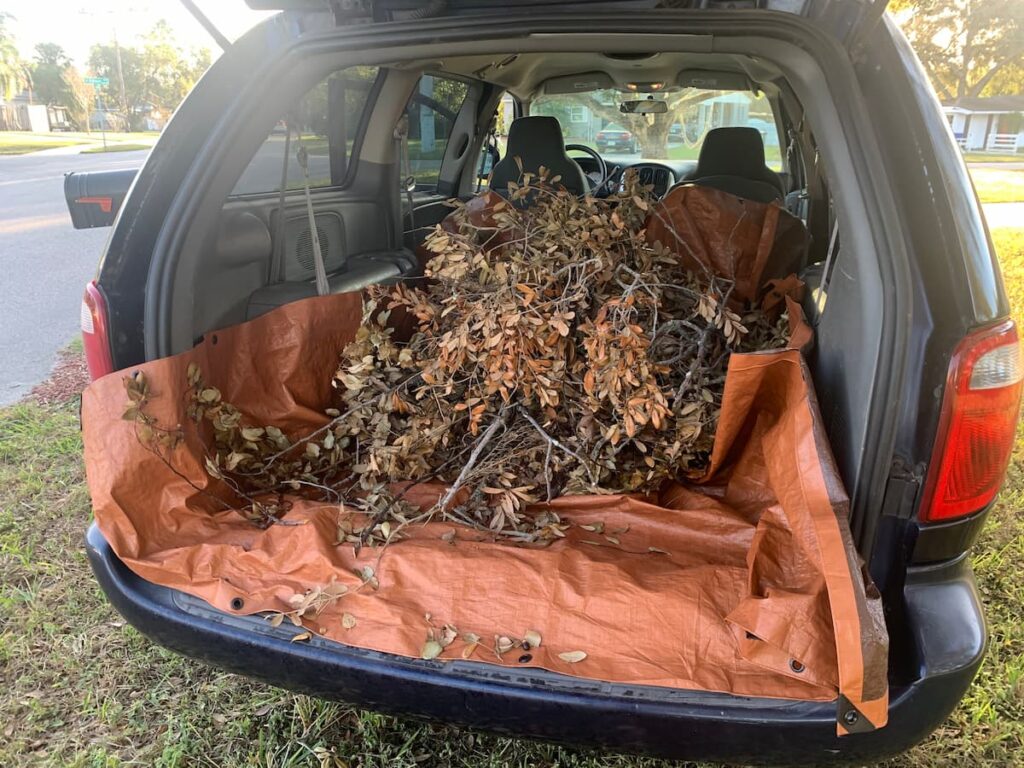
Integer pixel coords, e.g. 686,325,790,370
232,66,380,196
403,75,470,191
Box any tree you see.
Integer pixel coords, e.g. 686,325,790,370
31,43,71,105
892,0,1024,100
578,90,709,157
0,13,30,102
88,20,212,128
31,43,92,129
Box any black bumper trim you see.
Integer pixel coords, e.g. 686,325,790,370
85,523,983,765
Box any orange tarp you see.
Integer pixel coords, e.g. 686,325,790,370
81,292,888,734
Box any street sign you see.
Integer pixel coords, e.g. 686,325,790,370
84,77,110,86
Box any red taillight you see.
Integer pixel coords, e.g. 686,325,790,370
81,280,115,380
920,320,1023,523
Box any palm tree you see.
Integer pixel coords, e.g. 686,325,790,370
0,13,30,102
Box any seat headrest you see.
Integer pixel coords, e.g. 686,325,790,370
696,127,770,179
505,116,566,155
489,116,589,198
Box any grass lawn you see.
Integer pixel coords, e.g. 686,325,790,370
81,143,153,155
2,232,1024,766
48,131,162,143
0,132,90,155
963,152,1024,164
971,168,1024,204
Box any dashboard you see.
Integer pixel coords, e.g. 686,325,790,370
571,155,698,199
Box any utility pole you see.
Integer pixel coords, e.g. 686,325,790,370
79,7,136,130
113,27,128,124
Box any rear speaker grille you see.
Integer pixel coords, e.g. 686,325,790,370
281,212,345,281
296,225,330,272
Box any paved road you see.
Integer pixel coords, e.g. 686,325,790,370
0,149,148,405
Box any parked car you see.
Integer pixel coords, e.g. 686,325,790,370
66,1,1020,764
595,124,639,153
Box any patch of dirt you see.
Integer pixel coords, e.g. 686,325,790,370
30,347,90,406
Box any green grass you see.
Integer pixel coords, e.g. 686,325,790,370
4,234,1024,765
0,130,160,155
971,168,1024,204
81,143,152,155
0,132,89,155
963,152,1024,164
50,131,162,142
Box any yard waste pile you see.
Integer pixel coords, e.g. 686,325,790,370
82,173,889,734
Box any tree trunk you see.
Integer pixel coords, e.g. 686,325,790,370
636,118,671,157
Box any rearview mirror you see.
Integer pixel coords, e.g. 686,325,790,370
619,99,668,115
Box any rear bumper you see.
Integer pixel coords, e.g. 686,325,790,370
86,523,984,765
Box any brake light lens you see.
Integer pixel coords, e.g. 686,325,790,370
81,280,115,380
920,320,1023,523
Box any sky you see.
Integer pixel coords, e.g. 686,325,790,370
2,0,275,68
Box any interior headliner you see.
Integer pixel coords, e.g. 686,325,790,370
389,51,784,99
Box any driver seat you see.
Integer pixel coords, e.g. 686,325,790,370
489,116,589,198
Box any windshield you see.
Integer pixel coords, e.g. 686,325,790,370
530,88,782,168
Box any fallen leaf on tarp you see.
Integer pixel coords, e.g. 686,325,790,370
524,630,542,649
421,640,443,660
290,631,312,643
440,624,458,647
558,650,587,663
342,613,357,630
355,566,379,590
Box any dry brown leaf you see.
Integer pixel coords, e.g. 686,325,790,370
558,650,587,663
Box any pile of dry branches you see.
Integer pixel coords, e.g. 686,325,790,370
130,170,790,544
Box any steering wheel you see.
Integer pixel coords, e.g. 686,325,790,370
565,144,608,192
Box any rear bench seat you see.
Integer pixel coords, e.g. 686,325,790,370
246,249,418,319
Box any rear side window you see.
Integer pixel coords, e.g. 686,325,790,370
232,66,380,196
403,75,470,191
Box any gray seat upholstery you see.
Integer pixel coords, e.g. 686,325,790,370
687,127,785,203
246,250,417,319
489,116,589,198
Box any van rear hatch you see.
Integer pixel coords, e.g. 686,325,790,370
244,0,890,48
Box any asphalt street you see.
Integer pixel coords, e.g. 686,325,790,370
0,149,148,405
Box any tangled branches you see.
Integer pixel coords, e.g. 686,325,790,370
128,170,790,542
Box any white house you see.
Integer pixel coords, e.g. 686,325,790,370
943,95,1024,153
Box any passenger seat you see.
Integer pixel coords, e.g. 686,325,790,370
684,127,785,204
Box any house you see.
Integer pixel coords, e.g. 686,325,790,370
942,95,1024,153
0,89,51,132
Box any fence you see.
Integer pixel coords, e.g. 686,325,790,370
985,133,1024,153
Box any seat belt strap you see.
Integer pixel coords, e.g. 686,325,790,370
820,215,840,297
296,142,330,296
394,114,414,235
273,120,293,279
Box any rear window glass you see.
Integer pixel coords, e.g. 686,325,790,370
232,66,380,196
403,75,470,190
